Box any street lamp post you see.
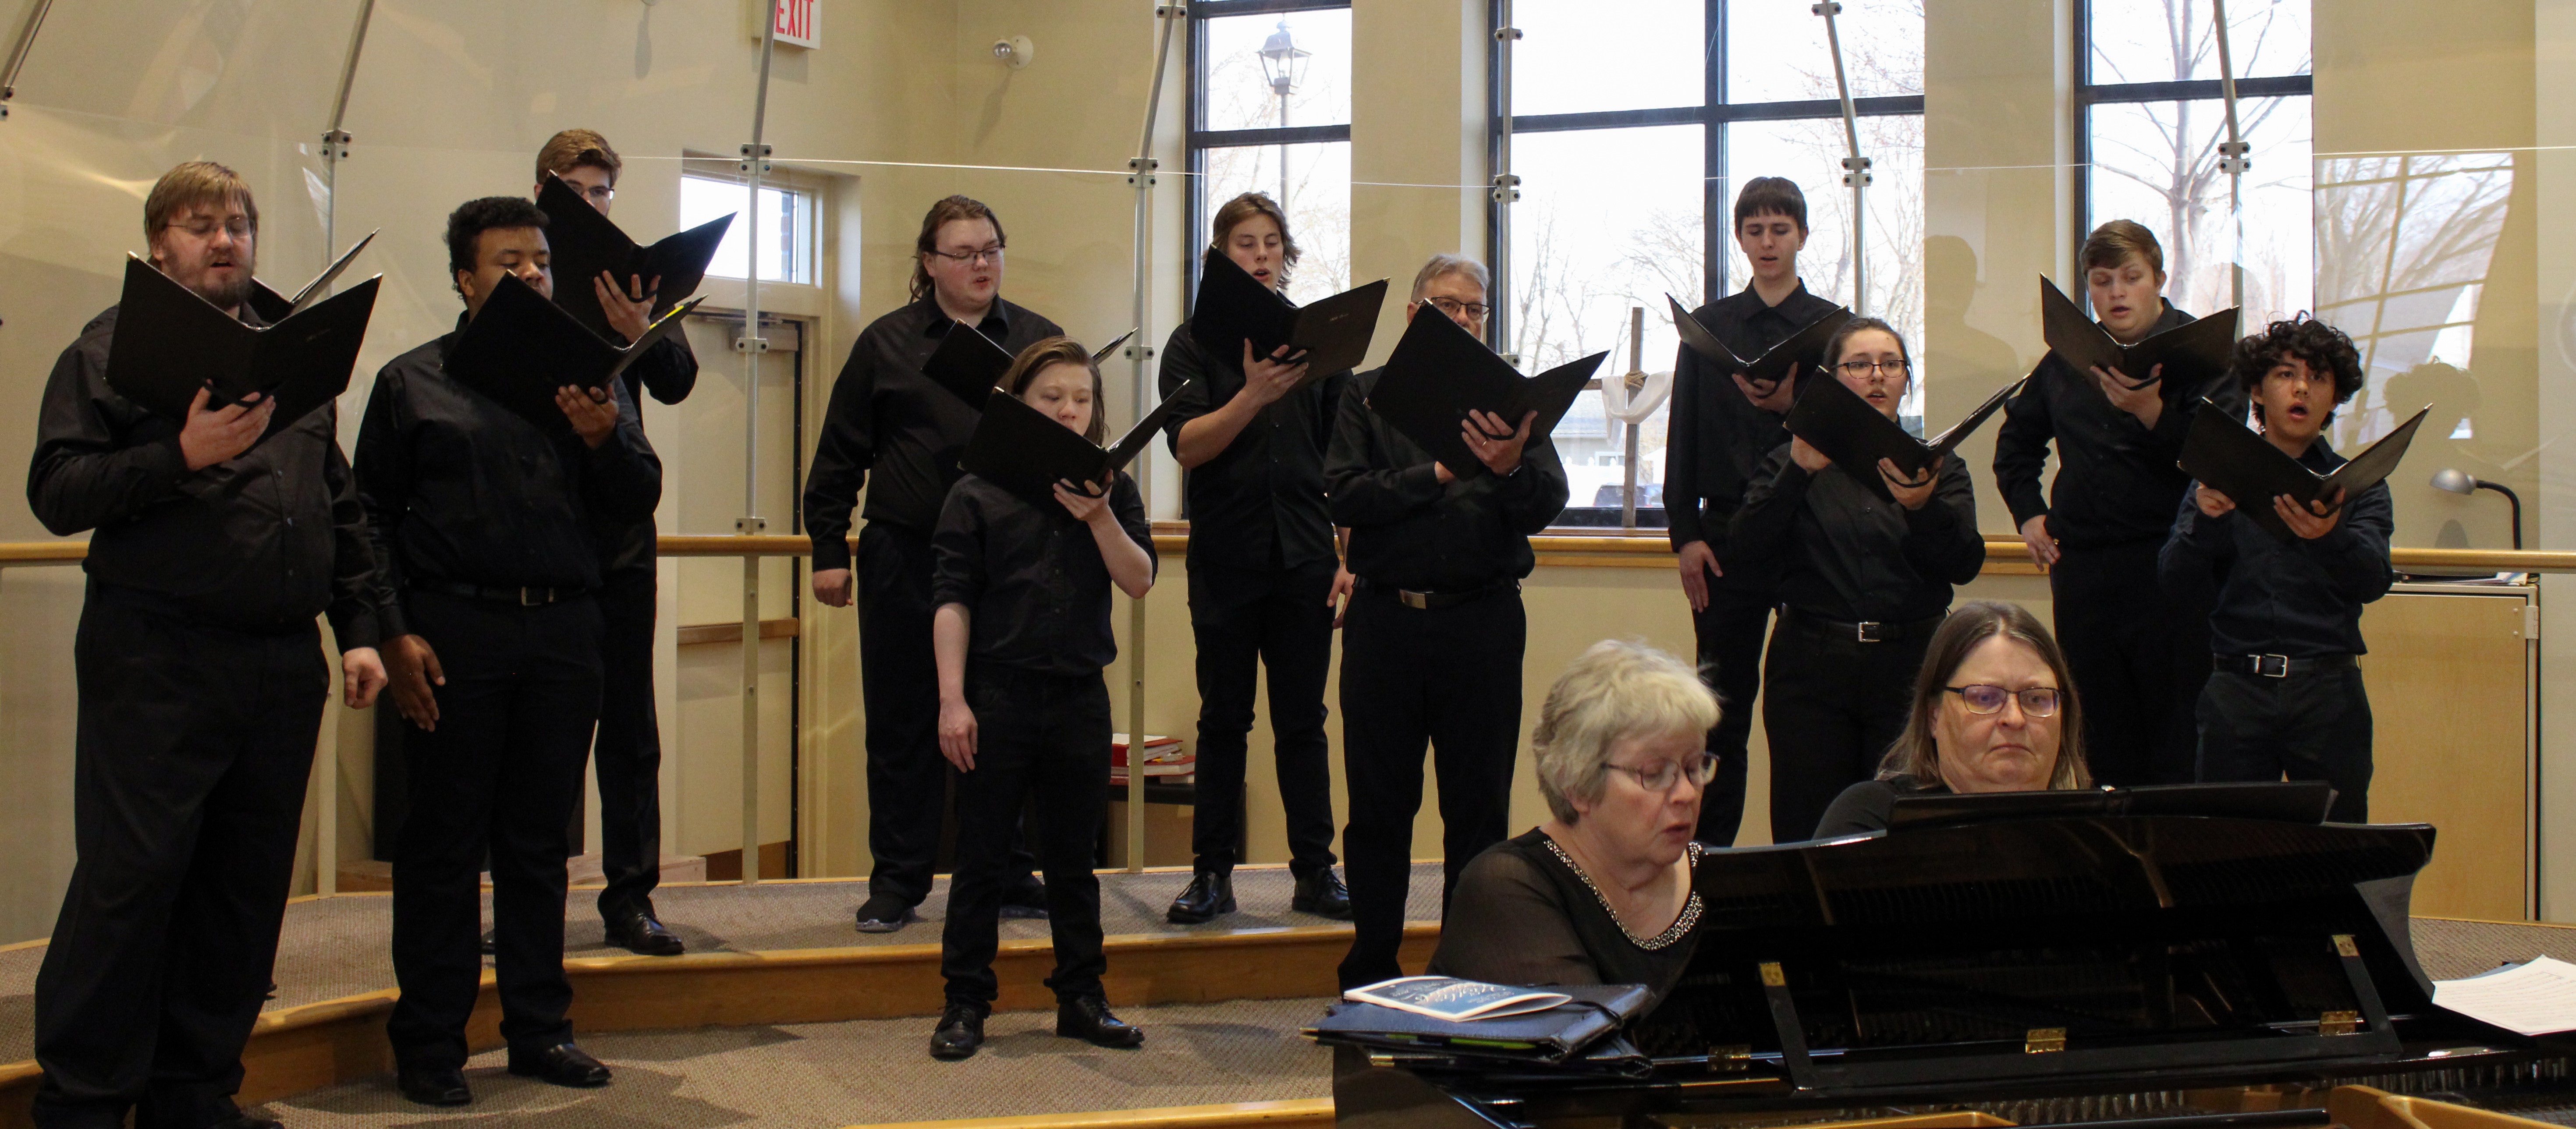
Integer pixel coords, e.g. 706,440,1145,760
1258,18,1309,213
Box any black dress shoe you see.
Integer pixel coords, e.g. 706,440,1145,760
607,913,685,956
396,1063,472,1107
998,880,1050,920
1292,867,1352,919
1057,995,1146,1048
855,893,919,934
207,1115,283,1129
478,927,495,956
929,1001,987,1060
507,1042,612,1088
1164,871,1235,924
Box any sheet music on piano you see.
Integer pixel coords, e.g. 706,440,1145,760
2434,956,2576,1037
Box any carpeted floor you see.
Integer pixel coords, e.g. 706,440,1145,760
257,995,1335,1128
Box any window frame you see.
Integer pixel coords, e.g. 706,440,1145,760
1491,0,1927,529
679,168,822,289
1183,0,1355,317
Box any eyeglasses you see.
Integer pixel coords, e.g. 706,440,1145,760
1604,750,1721,793
1944,685,2063,718
1426,296,1491,322
1835,358,1911,382
929,245,1006,266
165,217,253,241
571,184,615,205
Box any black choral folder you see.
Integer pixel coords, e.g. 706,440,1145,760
2179,399,2429,541
1781,368,2025,500
1667,293,1850,388
922,327,1143,409
1367,299,1607,479
959,379,1199,507
1188,248,1387,379
103,254,382,442
245,230,378,324
2040,275,2239,391
444,272,704,435
538,173,734,340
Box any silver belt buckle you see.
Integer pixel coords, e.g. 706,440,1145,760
2257,653,2290,677
1398,589,1431,611
520,587,546,606
1855,620,1884,643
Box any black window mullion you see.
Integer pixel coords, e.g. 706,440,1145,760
1188,124,1352,149
1706,0,1726,303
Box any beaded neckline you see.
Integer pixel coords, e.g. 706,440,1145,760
1540,836,1703,952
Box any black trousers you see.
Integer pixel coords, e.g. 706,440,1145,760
1185,559,1338,878
940,667,1111,1005
1761,618,1929,844
33,587,326,1129
1336,585,1525,989
856,523,1036,904
2196,665,2374,823
2051,542,2209,786
593,568,664,924
387,591,602,1069
1688,577,1772,846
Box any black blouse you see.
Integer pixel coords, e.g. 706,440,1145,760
1728,446,1983,623
1812,774,1951,838
1427,829,1705,1009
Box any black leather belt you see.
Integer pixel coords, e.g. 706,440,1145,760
412,579,592,606
1366,577,1519,611
1781,607,1946,644
2214,652,2356,678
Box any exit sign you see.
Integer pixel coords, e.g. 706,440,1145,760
752,0,818,50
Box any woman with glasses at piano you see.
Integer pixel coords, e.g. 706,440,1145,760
1813,601,2094,837
1727,318,1984,845
1424,641,1720,1002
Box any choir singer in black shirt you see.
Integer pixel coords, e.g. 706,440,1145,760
1663,177,1841,846
1325,254,1570,989
1155,192,1352,925
802,196,1059,934
927,338,1156,1061
1730,318,1982,843
358,197,661,1104
1994,221,2243,785
26,161,387,1129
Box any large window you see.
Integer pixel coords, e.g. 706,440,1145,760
682,173,816,286
1186,2,1353,308
1502,0,1925,527
2078,0,2313,325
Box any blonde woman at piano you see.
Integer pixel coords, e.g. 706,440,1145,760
1812,602,2094,838
1425,641,1720,1004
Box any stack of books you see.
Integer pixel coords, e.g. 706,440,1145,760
1109,734,1192,788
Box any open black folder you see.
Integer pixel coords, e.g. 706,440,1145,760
1367,301,1607,479
2179,399,2429,541
1188,248,1387,379
103,254,381,441
444,272,703,435
537,173,734,340
2040,275,2239,391
959,379,1198,507
245,230,377,324
922,326,1140,409
1667,293,1850,387
1307,982,1653,1068
1782,369,2025,500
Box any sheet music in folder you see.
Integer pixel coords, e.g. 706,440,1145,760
2431,955,2576,1036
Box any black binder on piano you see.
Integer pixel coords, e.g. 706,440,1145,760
1336,788,2561,1129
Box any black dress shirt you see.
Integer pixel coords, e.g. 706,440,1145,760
1323,368,1570,592
2157,439,2393,657
1729,446,1983,623
803,297,1066,570
1662,280,1842,557
1157,326,1349,571
1993,305,2247,550
930,472,1155,677
27,304,381,647
354,320,663,637
596,334,697,576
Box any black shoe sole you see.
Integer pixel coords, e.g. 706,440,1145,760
929,1040,981,1060
855,909,919,934
607,929,686,956
507,1064,612,1088
397,1083,471,1108
1058,1025,1146,1048
1165,896,1236,924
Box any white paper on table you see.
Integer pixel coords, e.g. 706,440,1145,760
2431,954,2576,1036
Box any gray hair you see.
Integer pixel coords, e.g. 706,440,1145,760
1532,641,1721,824
1409,253,1490,302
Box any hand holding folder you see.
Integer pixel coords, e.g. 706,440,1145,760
103,251,382,444
1783,369,2026,502
2179,400,2428,541
960,379,1199,508
444,272,703,435
1188,248,1387,381
537,173,734,340
1368,301,1607,480
2040,275,2238,392
1668,294,1850,393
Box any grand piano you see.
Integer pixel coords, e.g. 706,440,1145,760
1334,795,2574,1129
